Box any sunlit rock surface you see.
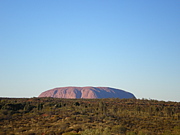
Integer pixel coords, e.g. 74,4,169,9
38,87,136,99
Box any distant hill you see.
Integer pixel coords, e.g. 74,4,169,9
38,86,136,99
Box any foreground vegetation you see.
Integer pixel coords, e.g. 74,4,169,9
0,97,180,135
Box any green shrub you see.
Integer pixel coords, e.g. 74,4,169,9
62,132,81,135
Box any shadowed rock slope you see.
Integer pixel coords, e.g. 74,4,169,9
38,87,136,99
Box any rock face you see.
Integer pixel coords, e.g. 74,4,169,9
38,87,136,99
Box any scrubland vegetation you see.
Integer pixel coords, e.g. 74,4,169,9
0,97,180,135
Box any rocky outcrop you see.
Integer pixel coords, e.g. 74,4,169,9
38,87,136,99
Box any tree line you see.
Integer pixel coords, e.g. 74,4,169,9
0,97,180,135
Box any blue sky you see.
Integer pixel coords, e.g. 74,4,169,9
0,0,180,101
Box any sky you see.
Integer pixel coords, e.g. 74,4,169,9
0,0,180,102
